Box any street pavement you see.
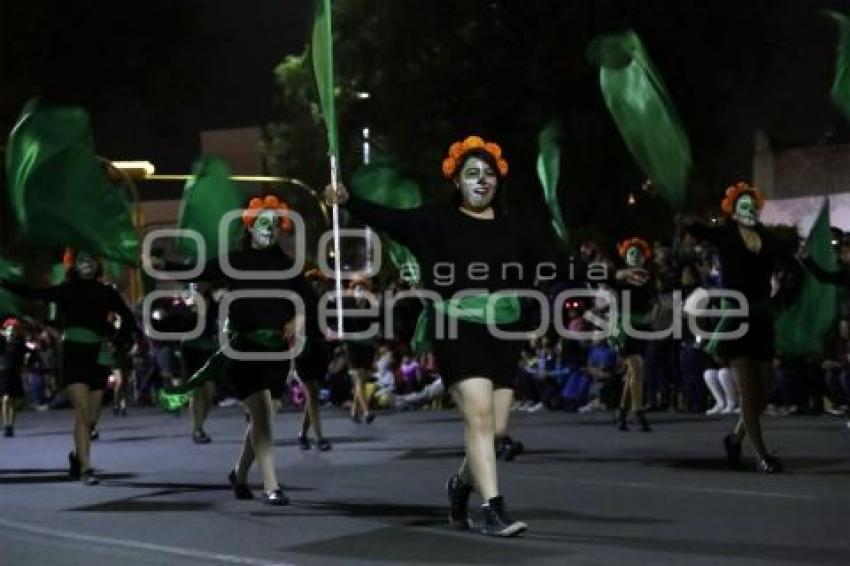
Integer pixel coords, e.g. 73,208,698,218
0,406,848,565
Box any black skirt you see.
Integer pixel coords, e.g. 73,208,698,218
295,339,329,382
0,371,24,398
62,341,108,391
345,341,376,371
716,312,774,362
432,318,523,390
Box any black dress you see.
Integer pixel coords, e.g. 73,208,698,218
684,221,796,361
0,336,26,398
346,196,581,389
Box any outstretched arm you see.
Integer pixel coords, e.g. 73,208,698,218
0,279,64,302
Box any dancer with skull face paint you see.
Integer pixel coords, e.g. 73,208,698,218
0,318,27,438
614,238,654,432
1,249,138,484
683,182,799,473
327,135,645,537
158,195,309,505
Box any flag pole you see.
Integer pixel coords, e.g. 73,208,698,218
330,155,344,338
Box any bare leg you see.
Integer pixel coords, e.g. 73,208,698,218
351,370,370,420
730,357,769,458
1,395,9,427
191,382,215,433
303,380,323,439
452,378,498,501
240,390,279,492
626,355,645,413
67,384,93,471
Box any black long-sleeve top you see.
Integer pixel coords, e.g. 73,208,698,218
0,277,138,341
346,196,597,300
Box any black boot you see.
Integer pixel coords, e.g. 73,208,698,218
637,411,652,432
446,474,472,529
228,470,254,500
297,433,312,450
68,452,81,480
755,454,783,474
3,425,13,438
723,434,742,469
473,496,527,537
617,408,629,431
316,437,332,451
497,436,524,462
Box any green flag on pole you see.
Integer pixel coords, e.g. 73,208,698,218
537,122,569,245
311,0,339,165
5,100,139,265
177,156,243,262
587,30,692,210
775,200,838,356
826,10,850,122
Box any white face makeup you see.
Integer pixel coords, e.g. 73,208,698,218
733,193,758,227
456,156,498,212
625,247,645,267
3,325,16,340
74,252,97,279
249,210,280,249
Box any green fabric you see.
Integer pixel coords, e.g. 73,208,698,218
537,122,569,244
182,336,217,352
0,257,25,316
411,306,433,355
434,293,521,325
311,0,339,164
774,200,838,356
5,99,139,265
97,343,114,366
587,31,692,210
177,156,243,261
158,390,191,412
350,162,422,284
63,327,104,344
827,11,850,122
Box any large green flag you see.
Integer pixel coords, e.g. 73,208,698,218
177,156,243,262
5,100,139,265
826,11,850,121
537,122,569,245
311,0,339,165
587,30,692,210
350,162,421,284
775,200,837,356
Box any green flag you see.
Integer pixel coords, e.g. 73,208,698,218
775,200,837,356
177,156,243,262
0,257,25,316
537,122,569,244
5,100,139,265
587,30,692,210
311,0,339,164
826,10,850,121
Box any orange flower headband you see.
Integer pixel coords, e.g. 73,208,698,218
720,181,765,216
618,237,652,261
441,135,509,179
62,248,101,271
242,195,293,232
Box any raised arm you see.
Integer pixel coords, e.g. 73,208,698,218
0,279,65,302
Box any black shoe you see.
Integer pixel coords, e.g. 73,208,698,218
637,411,652,432
297,434,312,450
351,414,362,424
3,425,13,438
89,428,99,441
263,487,290,506
497,436,524,462
723,434,742,469
228,470,254,500
756,454,783,474
365,413,376,424
316,437,332,451
446,474,472,529
617,409,629,431
68,452,81,480
81,469,100,486
192,429,212,444
112,406,120,416
473,496,527,537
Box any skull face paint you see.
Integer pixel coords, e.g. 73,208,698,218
249,210,280,249
732,193,758,227
74,252,98,279
456,156,498,212
625,246,645,267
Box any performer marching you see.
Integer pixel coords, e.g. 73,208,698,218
1,318,27,438
0,250,138,484
683,182,799,473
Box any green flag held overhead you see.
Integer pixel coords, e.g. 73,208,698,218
826,11,850,122
537,123,569,245
177,156,243,262
311,0,339,164
5,100,139,265
775,200,838,356
587,30,692,210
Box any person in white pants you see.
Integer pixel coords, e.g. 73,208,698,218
704,366,739,415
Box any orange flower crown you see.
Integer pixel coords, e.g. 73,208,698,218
242,195,293,232
347,273,374,291
618,237,652,261
62,248,102,271
441,135,509,179
720,181,765,216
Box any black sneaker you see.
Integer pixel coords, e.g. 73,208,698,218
192,429,212,444
756,454,783,474
316,437,332,451
637,411,652,433
81,469,100,486
365,413,376,424
297,434,312,450
723,434,742,469
473,496,527,537
68,452,81,480
446,474,472,529
263,487,290,506
228,470,254,500
3,425,13,438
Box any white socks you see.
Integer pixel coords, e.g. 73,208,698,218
718,368,739,413
703,369,725,415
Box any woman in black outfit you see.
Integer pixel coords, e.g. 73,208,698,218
327,135,643,536
683,182,798,473
0,318,27,437
1,250,138,484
